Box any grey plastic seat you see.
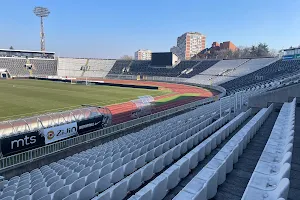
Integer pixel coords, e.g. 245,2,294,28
70,177,86,194
15,188,30,200
17,195,30,200
124,160,136,176
61,170,73,179
0,191,15,199
99,164,112,177
142,164,154,182
2,196,13,200
65,173,79,185
128,171,142,191
86,170,100,185
52,185,70,200
31,187,48,200
78,182,95,200
49,179,64,194
79,167,91,178
62,193,77,200
135,154,146,169
111,166,124,184
39,194,51,200
111,180,128,200
95,174,112,193
112,158,122,171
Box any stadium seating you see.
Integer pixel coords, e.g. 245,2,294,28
179,60,220,78
57,58,115,78
0,95,235,200
221,59,300,92
0,57,29,76
107,60,218,78
200,59,249,76
242,99,295,200
0,57,57,77
107,60,132,75
29,59,57,76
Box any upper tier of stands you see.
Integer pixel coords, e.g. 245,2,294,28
221,59,300,91
187,58,278,85
107,60,219,78
200,59,249,76
57,58,116,78
0,57,57,77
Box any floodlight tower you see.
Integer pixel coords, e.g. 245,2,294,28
33,7,50,51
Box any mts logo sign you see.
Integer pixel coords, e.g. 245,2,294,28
11,135,36,149
1,131,45,157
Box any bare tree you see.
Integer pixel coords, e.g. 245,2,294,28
120,55,133,60
9,46,14,50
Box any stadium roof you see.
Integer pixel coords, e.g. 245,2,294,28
0,49,55,54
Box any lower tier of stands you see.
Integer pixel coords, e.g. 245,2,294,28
0,95,297,200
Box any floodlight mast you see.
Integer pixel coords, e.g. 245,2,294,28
33,7,50,52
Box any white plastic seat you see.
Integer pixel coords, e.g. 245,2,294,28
3,185,16,193
128,171,142,191
196,167,218,199
31,187,48,200
242,178,290,200
163,150,173,166
46,175,60,187
78,182,95,200
49,179,64,194
99,164,112,178
86,170,100,185
153,157,164,174
110,179,128,200
79,167,91,178
151,175,168,200
135,154,146,169
65,173,78,185
124,160,136,176
17,195,30,200
111,166,124,184
15,188,30,200
61,170,73,179
112,158,122,171
141,163,154,182
62,193,77,200
176,157,189,179
39,194,51,200
70,177,86,194
52,185,69,200
145,149,155,163
164,165,180,190
102,157,112,166
74,165,85,173
95,174,112,193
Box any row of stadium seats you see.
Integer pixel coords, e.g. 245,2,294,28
0,97,234,200
0,94,297,200
186,58,279,85
221,59,300,91
107,60,219,78
57,58,115,78
242,99,295,200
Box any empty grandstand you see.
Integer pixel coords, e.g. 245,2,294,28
221,59,300,92
1,48,300,200
57,58,116,78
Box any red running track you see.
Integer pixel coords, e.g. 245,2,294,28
80,78,217,125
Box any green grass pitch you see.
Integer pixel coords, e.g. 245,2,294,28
0,79,170,121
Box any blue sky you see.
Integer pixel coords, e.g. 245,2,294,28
0,0,299,58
